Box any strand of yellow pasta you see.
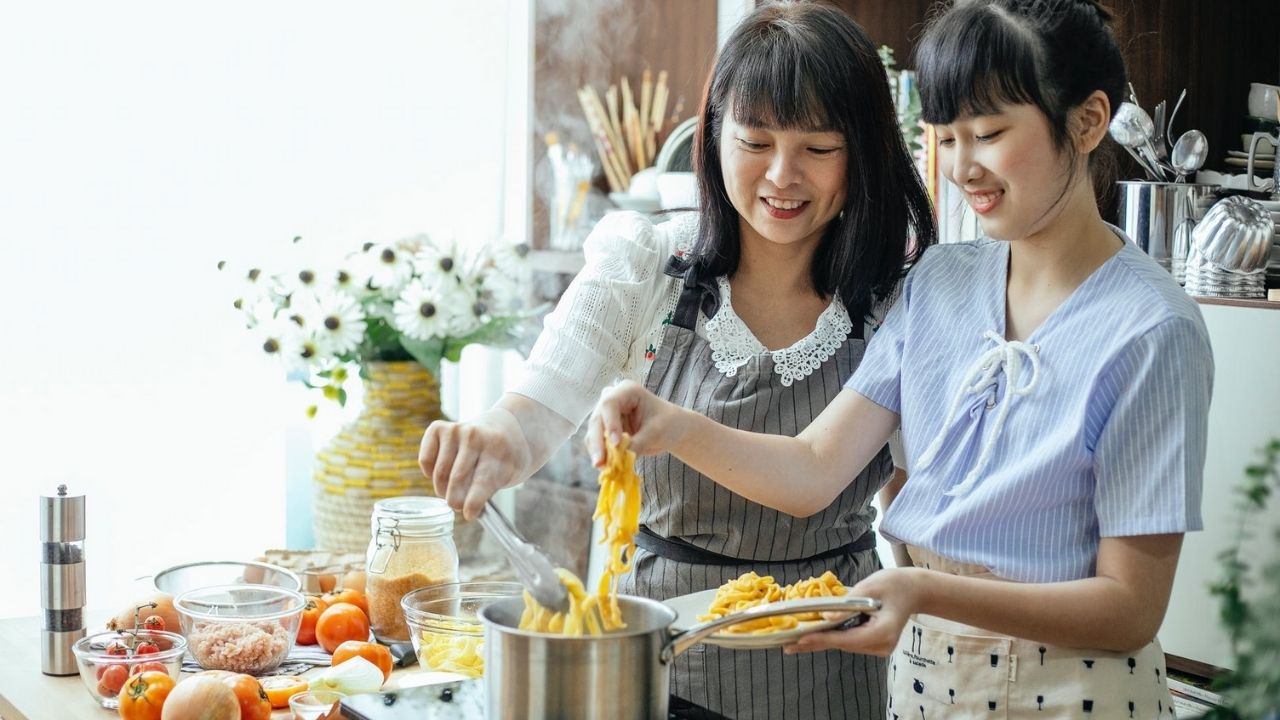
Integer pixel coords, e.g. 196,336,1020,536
518,435,642,635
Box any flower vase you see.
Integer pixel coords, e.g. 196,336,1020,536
312,362,443,552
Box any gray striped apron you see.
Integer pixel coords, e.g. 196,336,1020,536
617,257,893,720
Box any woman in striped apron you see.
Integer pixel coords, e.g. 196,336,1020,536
420,3,935,718
589,1,1213,717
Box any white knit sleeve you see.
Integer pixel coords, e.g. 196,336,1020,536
513,212,675,426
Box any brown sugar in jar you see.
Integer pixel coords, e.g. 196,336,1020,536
365,497,458,642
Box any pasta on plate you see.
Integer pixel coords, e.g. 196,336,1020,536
697,570,847,634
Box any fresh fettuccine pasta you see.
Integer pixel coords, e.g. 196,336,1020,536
518,435,642,635
697,570,847,634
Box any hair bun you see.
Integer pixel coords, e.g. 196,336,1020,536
1072,0,1113,24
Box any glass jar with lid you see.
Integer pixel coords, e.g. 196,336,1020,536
365,496,458,642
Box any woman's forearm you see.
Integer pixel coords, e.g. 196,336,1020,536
667,390,899,517
495,392,576,484
911,534,1183,651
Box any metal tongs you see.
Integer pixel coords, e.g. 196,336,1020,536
477,500,571,613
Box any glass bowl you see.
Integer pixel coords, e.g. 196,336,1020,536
71,629,186,710
401,581,523,678
175,584,305,674
289,689,346,720
152,560,301,596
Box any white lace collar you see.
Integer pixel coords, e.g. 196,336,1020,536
703,276,854,387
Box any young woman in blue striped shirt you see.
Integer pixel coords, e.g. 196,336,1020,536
588,0,1212,715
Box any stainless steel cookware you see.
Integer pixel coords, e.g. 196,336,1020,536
1117,181,1216,276
479,593,879,720
1190,195,1274,273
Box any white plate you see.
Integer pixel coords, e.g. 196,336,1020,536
1224,157,1275,169
664,588,877,650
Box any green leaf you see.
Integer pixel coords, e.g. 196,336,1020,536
397,336,445,376
337,387,348,407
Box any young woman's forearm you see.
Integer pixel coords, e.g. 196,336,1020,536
668,390,899,517
912,534,1183,651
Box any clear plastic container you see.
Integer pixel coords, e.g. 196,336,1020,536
365,496,458,642
401,581,523,678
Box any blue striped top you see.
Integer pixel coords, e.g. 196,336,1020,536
846,229,1214,583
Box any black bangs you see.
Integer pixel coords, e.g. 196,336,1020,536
728,27,835,131
917,2,1044,124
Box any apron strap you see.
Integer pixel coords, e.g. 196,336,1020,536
635,524,876,566
663,255,717,330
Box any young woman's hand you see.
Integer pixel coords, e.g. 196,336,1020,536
586,380,691,466
785,567,925,657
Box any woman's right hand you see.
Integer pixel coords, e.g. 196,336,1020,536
586,380,690,466
418,407,532,521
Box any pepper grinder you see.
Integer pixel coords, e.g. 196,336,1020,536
40,484,86,675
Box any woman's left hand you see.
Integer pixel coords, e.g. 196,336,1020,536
785,567,924,657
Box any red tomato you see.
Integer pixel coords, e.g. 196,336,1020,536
117,671,175,720
331,640,393,682
141,615,166,632
130,661,167,676
97,663,128,696
133,641,160,655
315,602,371,654
221,673,272,720
296,595,329,646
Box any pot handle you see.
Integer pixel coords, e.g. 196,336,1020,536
662,595,881,663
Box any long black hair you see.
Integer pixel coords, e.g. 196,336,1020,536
916,0,1126,195
692,1,936,322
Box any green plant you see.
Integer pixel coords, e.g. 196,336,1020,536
1204,438,1280,719
878,45,924,156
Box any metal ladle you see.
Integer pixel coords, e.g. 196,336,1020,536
478,500,570,613
1170,129,1208,184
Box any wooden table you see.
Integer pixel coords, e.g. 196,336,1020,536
0,615,451,720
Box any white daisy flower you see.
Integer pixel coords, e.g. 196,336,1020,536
309,291,367,356
393,276,469,341
413,236,463,285
364,241,415,299
249,312,300,361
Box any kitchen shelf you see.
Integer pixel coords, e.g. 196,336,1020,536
528,249,586,275
1193,296,1280,311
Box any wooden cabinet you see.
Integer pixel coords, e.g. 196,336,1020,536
830,0,1280,185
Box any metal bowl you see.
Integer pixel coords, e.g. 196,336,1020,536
1190,195,1275,272
152,560,301,597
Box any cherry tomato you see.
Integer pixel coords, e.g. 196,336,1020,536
134,641,160,655
323,588,369,618
105,640,130,657
315,602,371,654
97,661,125,680
296,595,329,646
141,615,166,632
117,670,175,720
97,663,128,696
331,640,393,682
130,660,167,676
259,675,307,709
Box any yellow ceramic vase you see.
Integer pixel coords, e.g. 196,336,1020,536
312,361,443,552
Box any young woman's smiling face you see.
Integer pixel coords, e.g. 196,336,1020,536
935,103,1078,242
719,109,848,250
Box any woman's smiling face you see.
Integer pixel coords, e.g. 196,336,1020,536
935,102,1076,242
719,108,848,250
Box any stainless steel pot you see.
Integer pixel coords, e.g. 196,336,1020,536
1117,181,1216,277
479,594,879,720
